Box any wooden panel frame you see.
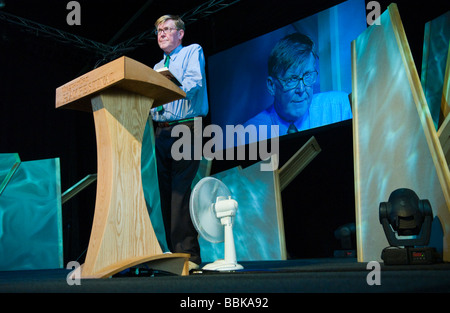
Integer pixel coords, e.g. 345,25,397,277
278,136,321,192
438,45,450,164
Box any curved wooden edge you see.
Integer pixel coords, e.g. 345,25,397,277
56,56,186,112
80,253,190,278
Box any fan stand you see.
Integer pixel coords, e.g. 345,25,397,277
203,216,244,271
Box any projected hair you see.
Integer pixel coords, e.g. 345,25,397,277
268,33,318,77
154,14,185,31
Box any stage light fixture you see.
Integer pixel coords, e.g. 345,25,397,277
0,1,5,9
334,223,356,258
379,188,440,265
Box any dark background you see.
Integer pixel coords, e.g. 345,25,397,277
0,0,448,263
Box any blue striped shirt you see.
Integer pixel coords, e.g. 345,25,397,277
151,44,209,122
242,91,352,143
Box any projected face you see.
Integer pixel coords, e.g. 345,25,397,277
267,52,316,123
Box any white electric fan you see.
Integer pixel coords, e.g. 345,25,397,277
189,177,243,271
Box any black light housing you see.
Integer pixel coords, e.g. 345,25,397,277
379,188,440,264
379,188,433,246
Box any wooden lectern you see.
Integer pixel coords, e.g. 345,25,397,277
56,56,190,278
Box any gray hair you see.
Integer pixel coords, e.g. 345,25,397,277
154,15,185,31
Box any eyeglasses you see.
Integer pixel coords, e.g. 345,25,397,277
276,70,318,91
155,27,179,36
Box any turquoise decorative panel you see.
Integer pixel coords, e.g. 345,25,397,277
198,161,285,262
421,11,450,130
0,156,63,270
141,118,169,253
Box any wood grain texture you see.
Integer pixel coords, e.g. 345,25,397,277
79,89,189,277
56,57,189,277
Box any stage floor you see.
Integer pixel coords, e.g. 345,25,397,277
0,258,449,294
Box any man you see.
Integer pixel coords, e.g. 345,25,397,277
150,15,208,270
243,33,352,142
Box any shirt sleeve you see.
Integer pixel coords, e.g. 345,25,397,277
180,44,206,101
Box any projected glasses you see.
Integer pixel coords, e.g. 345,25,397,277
277,70,318,91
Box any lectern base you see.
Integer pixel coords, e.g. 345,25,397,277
79,253,190,278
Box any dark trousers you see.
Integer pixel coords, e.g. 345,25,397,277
154,121,201,264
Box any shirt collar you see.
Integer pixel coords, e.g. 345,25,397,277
164,44,183,60
268,104,311,133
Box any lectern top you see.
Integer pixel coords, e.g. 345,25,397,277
55,56,186,112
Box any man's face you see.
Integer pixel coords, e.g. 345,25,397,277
267,53,316,122
157,19,184,54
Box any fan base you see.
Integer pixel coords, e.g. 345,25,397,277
203,259,244,271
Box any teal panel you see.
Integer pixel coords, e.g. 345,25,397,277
0,153,21,197
141,118,169,252
421,11,450,130
191,157,212,189
198,163,285,262
0,158,63,271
